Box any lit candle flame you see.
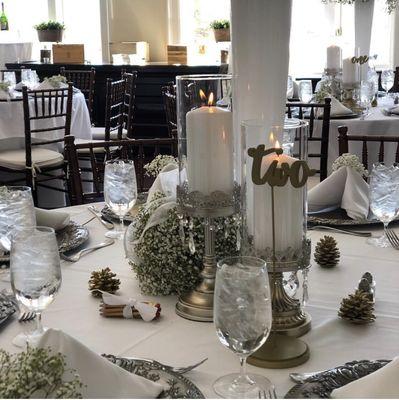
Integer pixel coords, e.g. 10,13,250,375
269,132,275,143
275,140,280,149
208,92,214,106
199,89,206,101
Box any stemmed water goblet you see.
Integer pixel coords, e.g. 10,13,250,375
381,70,394,98
10,226,62,346
360,80,375,119
213,256,273,398
298,80,313,103
104,160,138,240
368,163,399,248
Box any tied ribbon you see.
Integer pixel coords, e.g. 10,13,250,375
101,291,158,322
25,164,42,189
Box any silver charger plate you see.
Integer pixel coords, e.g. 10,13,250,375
0,294,17,327
0,221,89,263
307,208,398,227
284,359,390,398
103,355,204,399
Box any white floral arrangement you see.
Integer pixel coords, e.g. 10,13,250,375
314,80,333,104
144,155,178,177
332,153,369,177
45,74,67,88
125,191,239,295
0,346,83,398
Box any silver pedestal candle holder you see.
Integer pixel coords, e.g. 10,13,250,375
174,74,240,322
241,120,314,368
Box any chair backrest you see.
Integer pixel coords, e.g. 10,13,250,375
22,83,73,171
122,71,138,137
60,67,95,123
286,98,331,181
66,137,178,204
338,125,399,171
161,82,177,138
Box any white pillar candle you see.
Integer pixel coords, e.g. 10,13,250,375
342,57,358,85
252,151,304,252
186,104,233,195
326,45,342,70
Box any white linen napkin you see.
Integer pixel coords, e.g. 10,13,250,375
388,104,399,115
331,357,399,398
35,208,70,231
36,329,164,399
329,96,354,117
308,167,369,220
35,80,68,90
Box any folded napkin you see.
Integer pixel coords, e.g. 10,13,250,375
387,104,399,115
308,167,369,220
37,329,164,399
331,357,399,398
35,207,70,231
329,96,354,117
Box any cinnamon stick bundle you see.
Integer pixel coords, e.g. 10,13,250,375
100,302,161,320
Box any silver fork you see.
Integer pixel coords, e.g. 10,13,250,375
258,388,277,398
386,228,399,250
18,311,36,322
60,239,115,262
129,357,208,374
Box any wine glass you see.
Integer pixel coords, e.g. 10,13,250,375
360,81,374,118
0,186,35,252
10,226,62,345
213,256,273,399
104,160,137,240
368,164,399,248
298,80,313,103
381,70,394,98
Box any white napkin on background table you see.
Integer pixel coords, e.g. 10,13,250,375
308,167,369,220
37,329,164,399
35,208,70,231
329,96,354,117
331,357,399,398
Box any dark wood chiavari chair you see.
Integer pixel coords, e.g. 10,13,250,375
286,97,331,181
0,83,74,205
60,67,96,124
66,137,178,205
161,82,177,139
338,125,399,171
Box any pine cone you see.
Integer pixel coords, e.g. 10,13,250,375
314,235,340,268
89,267,120,298
338,289,376,324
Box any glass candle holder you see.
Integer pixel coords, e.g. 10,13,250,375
176,74,237,217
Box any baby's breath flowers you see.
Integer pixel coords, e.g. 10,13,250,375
144,155,178,177
44,75,67,89
332,153,368,177
0,346,83,398
126,191,239,295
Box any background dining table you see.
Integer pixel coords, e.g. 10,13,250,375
0,202,398,398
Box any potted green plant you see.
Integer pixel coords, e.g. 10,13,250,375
34,21,65,43
210,19,230,42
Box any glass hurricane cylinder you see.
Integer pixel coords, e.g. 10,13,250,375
240,119,312,369
175,74,239,322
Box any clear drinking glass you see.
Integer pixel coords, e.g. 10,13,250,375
360,80,375,117
213,256,273,399
0,186,35,252
298,80,313,103
10,226,61,344
381,70,394,97
368,164,399,248
104,160,137,240
3,71,16,87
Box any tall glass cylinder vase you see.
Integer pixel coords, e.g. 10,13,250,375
241,119,312,368
175,74,240,322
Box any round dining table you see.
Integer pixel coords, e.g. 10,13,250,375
0,202,397,398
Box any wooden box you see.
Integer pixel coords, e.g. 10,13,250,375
52,44,85,64
167,45,187,65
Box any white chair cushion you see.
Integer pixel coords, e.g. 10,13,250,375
75,138,118,154
91,127,128,140
0,148,64,170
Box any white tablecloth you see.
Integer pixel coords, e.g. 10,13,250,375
0,91,91,142
0,203,398,398
312,97,399,173
0,42,32,69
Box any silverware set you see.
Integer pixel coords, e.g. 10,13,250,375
258,388,277,398
308,225,371,237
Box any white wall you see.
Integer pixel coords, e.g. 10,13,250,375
107,0,168,62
